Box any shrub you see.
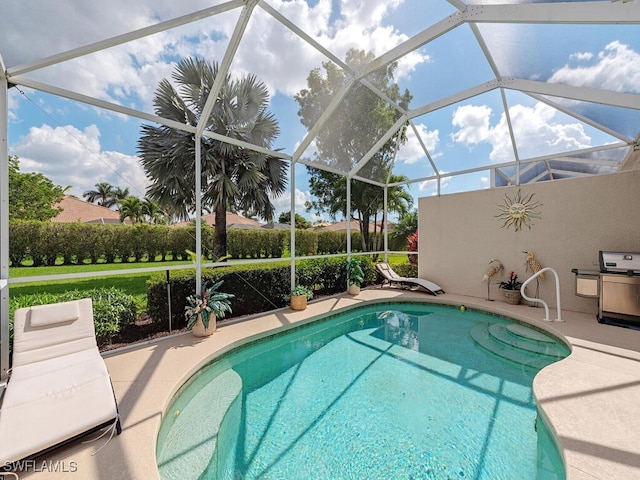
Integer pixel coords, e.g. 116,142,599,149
146,256,379,326
386,262,417,278
294,230,318,256
316,230,347,254
8,287,137,353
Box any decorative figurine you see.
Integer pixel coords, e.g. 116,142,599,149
482,258,503,301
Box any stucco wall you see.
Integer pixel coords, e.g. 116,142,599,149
418,170,640,314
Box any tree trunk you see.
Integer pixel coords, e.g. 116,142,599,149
359,213,370,252
214,204,227,259
372,210,380,260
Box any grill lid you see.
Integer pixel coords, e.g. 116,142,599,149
599,251,640,274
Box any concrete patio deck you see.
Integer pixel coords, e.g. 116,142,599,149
10,288,640,480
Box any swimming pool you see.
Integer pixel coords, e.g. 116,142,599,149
156,302,569,479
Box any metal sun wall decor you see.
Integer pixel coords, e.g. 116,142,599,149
495,188,542,232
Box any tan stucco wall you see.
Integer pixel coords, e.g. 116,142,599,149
418,170,640,313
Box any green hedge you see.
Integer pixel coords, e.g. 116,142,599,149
227,229,287,258
9,221,381,266
146,257,378,329
8,287,137,357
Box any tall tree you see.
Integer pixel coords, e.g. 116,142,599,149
118,196,144,224
8,156,66,221
295,49,413,251
141,198,167,224
138,57,287,257
390,209,418,250
112,187,130,208
83,182,116,207
278,210,312,229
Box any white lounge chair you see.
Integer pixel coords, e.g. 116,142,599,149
0,298,121,465
376,263,444,296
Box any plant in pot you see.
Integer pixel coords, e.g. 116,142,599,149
184,280,234,337
498,271,523,305
284,285,313,311
346,258,364,295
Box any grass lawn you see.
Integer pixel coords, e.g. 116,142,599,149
9,254,410,314
10,261,194,313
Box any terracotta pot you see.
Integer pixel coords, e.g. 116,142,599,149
290,295,308,311
501,289,522,305
347,284,360,295
192,313,216,337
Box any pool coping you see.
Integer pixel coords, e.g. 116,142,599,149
13,288,640,480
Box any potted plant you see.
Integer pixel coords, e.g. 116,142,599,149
346,258,364,295
184,280,234,337
498,271,523,305
284,285,313,311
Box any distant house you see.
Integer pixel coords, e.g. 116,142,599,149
323,219,395,232
52,196,124,224
172,212,263,229
261,222,290,230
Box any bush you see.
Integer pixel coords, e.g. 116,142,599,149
294,230,318,256
386,262,417,278
8,287,137,353
316,230,347,254
146,257,379,327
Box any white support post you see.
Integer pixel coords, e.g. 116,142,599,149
0,75,9,382
346,177,352,290
290,161,296,291
383,186,388,264
195,137,202,293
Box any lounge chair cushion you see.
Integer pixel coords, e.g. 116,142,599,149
0,350,118,464
376,263,444,295
29,301,80,327
12,299,97,367
0,299,119,465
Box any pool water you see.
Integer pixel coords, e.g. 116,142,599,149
157,303,568,479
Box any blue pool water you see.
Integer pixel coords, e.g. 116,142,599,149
157,303,568,479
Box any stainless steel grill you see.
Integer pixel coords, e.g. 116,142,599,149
599,251,640,275
573,251,640,329
598,251,640,328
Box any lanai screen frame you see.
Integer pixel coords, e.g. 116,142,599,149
2,1,640,383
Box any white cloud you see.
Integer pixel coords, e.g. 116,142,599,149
550,41,640,94
10,124,147,199
271,188,313,219
397,123,440,165
418,171,449,193
1,0,429,110
569,52,593,62
7,89,21,122
451,105,493,145
451,102,591,163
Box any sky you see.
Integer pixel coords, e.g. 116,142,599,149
2,0,639,223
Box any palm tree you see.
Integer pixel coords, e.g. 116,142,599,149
142,198,167,224
83,182,115,207
119,196,144,224
369,174,413,252
390,209,418,250
138,57,287,258
112,187,130,209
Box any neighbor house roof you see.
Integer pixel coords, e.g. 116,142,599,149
52,196,123,224
172,212,263,228
323,220,395,232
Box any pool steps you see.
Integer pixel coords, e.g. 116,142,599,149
156,368,242,480
470,322,567,370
